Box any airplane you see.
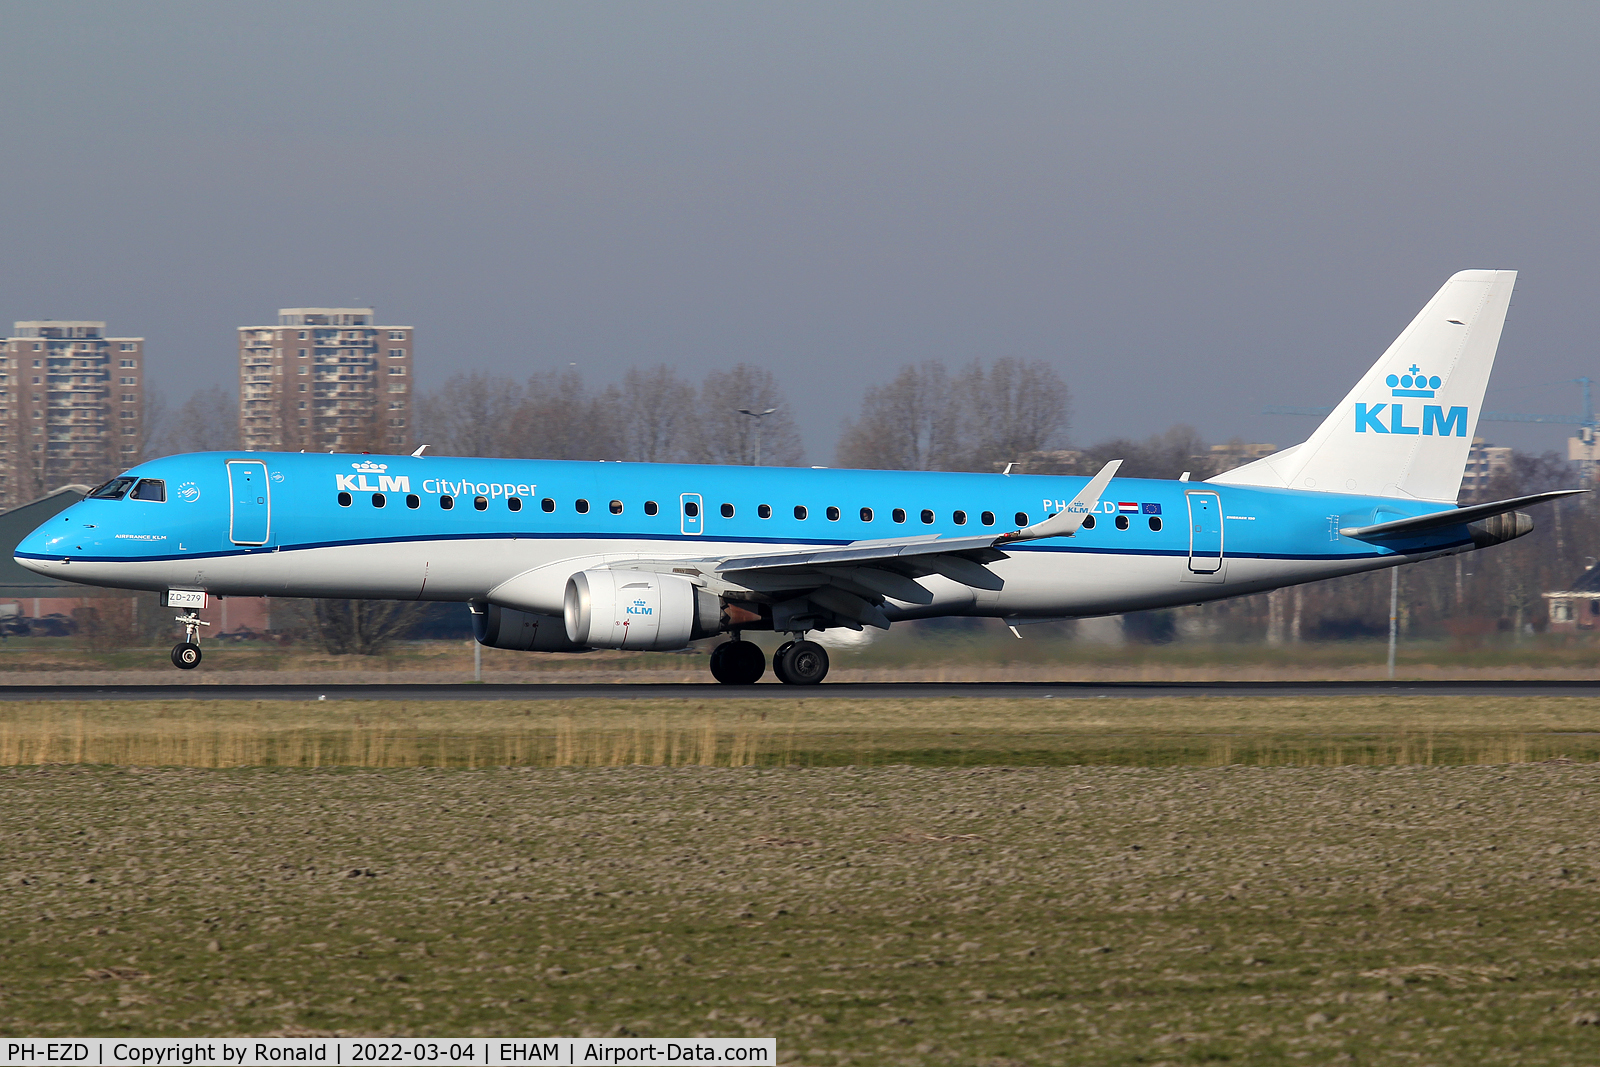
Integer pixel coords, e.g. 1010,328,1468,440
13,270,1582,683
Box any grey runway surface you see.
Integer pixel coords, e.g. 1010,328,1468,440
0,680,1588,701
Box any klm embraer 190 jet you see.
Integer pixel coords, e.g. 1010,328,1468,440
13,271,1582,683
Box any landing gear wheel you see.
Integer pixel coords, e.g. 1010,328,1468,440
776,640,829,685
771,640,796,685
171,642,202,670
709,640,766,685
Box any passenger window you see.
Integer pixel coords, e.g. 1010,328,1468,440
541,497,555,513
860,507,873,522
683,500,698,517
509,497,523,512
892,508,906,523
1014,512,1029,527
131,479,166,502
372,493,386,508
576,499,590,514
338,492,352,507
610,500,624,515
826,506,840,521
406,494,420,509
953,510,966,525
721,503,734,518
440,495,454,510
794,505,808,520
1148,516,1162,532
1115,514,1129,530
644,500,659,516
981,511,995,526
474,496,488,511
1082,514,1096,530
758,504,771,519
920,509,934,524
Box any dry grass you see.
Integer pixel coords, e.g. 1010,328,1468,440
2,695,1599,770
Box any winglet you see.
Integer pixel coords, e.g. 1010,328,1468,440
998,460,1122,544
411,444,430,457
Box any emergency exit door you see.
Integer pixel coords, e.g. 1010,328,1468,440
228,460,270,545
1185,491,1223,574
680,493,703,535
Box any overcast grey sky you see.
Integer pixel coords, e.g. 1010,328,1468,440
2,2,1598,459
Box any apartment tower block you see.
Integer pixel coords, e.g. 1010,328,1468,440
0,321,143,506
239,308,412,452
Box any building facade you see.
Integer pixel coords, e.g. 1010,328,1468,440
0,321,143,506
1460,437,1513,500
239,308,412,453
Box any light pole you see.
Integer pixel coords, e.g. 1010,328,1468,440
738,407,777,465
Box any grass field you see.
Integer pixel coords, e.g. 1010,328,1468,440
4,627,1600,682
5,697,1600,1063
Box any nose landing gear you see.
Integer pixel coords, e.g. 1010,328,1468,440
171,611,209,670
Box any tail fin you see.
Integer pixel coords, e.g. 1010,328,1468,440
1212,270,1517,502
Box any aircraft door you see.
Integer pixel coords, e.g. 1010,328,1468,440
1185,491,1222,573
680,493,703,535
228,460,271,545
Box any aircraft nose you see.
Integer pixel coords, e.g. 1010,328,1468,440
14,517,70,575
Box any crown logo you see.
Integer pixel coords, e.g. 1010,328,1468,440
1387,364,1441,398
351,461,388,473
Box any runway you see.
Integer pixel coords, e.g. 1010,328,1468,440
0,679,1592,701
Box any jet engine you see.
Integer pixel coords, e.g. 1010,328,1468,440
473,603,592,652
1469,511,1534,548
564,569,720,650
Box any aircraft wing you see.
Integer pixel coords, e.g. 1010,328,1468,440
614,461,1122,632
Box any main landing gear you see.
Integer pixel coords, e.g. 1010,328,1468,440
772,639,829,685
709,634,830,686
171,611,209,670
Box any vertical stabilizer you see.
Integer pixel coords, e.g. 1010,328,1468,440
1212,270,1517,502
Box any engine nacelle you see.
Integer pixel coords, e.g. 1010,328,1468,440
473,603,591,652
564,570,720,650
1470,510,1534,548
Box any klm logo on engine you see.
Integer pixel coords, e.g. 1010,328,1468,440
1355,363,1466,436
334,461,411,493
626,598,653,617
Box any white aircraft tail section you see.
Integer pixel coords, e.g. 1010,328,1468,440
1212,270,1517,502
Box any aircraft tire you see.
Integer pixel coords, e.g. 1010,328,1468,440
710,640,765,685
708,642,732,682
771,641,796,684
171,642,202,670
777,640,828,685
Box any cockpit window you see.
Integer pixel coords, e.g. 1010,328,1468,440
131,479,166,502
87,477,136,500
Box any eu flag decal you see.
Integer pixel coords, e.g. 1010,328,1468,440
1141,502,1162,515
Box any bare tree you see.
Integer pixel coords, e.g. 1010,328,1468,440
415,372,526,457
956,358,1070,470
138,386,169,462
836,361,959,471
618,365,698,463
1077,425,1210,479
694,364,804,466
149,385,239,456
837,358,1067,472
513,368,619,460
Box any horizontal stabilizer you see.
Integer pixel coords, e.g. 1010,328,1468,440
1338,489,1586,539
